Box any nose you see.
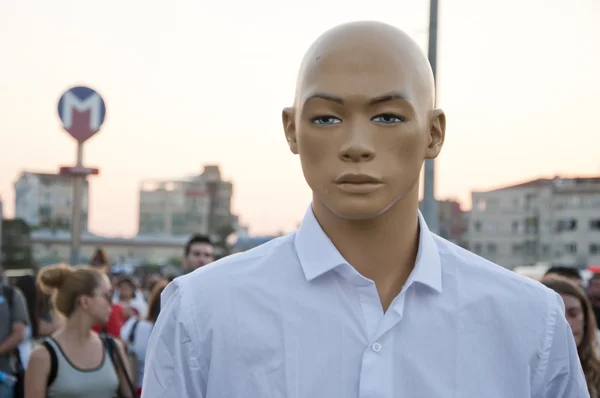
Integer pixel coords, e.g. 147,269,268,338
338,126,375,162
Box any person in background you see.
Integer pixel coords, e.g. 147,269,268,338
121,280,168,397
141,274,163,301
92,268,125,339
14,275,38,369
543,278,600,397
25,264,132,398
544,266,584,287
183,235,215,273
89,248,109,268
0,265,29,397
588,274,600,330
116,276,147,320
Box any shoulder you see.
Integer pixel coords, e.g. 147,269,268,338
175,233,296,297
104,334,126,354
29,342,52,368
435,236,556,321
164,234,297,328
4,284,26,303
437,236,551,296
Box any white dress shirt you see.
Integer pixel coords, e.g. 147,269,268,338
142,207,589,398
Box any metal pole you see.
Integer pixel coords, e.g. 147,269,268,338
423,0,439,234
69,143,84,265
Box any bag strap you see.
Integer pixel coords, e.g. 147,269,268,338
102,335,136,397
41,340,58,387
128,320,139,345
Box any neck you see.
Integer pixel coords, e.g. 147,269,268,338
312,189,421,290
60,312,95,344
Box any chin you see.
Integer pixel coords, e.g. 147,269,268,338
324,197,394,221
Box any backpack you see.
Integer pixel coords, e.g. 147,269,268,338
3,285,25,398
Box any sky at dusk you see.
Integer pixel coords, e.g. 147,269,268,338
1,0,599,237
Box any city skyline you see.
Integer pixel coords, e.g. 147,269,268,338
1,0,599,237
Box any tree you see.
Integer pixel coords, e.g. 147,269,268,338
1,218,34,270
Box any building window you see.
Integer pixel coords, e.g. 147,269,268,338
487,221,499,232
512,243,522,255
524,193,536,210
511,221,519,233
565,243,577,255
525,217,538,234
476,199,486,211
590,244,600,255
556,219,577,232
567,195,582,208
473,243,482,254
487,243,497,255
473,221,482,232
524,241,538,256
590,219,600,231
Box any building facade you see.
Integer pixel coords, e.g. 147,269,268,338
468,176,600,269
138,164,236,236
14,172,89,231
419,199,468,248
30,229,187,266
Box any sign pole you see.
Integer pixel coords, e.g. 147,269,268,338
57,85,106,266
423,0,439,234
69,142,84,265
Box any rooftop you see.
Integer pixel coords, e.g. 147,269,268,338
474,175,600,193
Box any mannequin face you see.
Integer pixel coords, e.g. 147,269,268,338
283,22,445,220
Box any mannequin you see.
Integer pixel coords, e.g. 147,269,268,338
282,21,444,311
142,22,589,398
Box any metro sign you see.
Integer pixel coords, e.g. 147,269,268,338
57,86,106,143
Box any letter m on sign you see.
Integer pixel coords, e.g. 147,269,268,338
58,87,106,143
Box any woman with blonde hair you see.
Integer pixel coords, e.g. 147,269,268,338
24,264,134,398
543,277,600,397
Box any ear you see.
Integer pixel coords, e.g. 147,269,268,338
282,107,299,155
78,295,91,310
425,109,446,159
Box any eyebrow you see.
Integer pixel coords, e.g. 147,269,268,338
303,91,411,106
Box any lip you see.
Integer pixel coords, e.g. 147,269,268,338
334,174,383,194
334,173,382,184
336,182,383,194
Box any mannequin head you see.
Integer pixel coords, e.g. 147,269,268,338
283,21,445,221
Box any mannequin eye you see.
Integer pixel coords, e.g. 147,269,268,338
312,116,342,125
372,114,405,124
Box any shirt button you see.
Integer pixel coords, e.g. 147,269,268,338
372,342,382,352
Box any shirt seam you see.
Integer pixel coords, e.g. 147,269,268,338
531,290,558,393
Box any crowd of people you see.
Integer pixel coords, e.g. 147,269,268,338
541,266,600,396
2,237,600,396
0,234,214,398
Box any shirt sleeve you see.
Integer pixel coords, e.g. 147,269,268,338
141,280,206,398
11,287,30,325
534,291,590,398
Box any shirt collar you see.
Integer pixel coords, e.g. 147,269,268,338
294,205,443,293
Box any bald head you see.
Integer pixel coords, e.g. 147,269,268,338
294,21,436,110
282,21,445,222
